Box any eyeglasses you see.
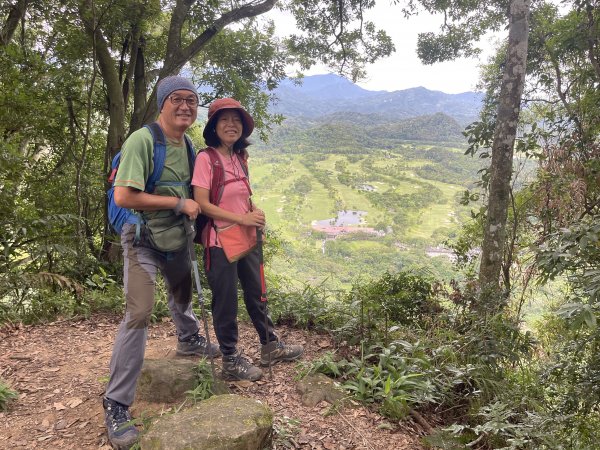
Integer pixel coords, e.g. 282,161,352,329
168,95,198,107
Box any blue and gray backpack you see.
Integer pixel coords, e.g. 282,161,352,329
107,122,195,234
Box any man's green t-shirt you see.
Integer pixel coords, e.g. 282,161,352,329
114,127,192,251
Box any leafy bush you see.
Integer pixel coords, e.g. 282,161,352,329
345,271,439,344
303,341,438,420
268,280,348,331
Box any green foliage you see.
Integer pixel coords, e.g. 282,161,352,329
536,215,600,303
268,279,347,331
305,342,435,420
0,379,18,412
149,278,172,324
346,271,437,343
297,351,342,379
444,401,546,450
342,343,434,419
284,0,394,81
404,0,507,65
186,359,215,403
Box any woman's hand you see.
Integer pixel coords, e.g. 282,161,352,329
240,209,265,227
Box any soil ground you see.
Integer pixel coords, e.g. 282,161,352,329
0,313,427,449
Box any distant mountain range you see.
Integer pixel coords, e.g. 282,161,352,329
270,74,484,126
263,74,484,145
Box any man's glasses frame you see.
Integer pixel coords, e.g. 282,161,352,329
168,95,198,107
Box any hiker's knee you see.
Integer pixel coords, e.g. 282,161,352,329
125,298,153,329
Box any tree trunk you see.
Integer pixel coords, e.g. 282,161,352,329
0,0,28,48
478,0,530,300
79,1,127,261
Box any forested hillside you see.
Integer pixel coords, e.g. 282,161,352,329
2,1,600,450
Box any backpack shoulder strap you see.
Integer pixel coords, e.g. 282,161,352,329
183,134,196,176
144,122,167,193
203,147,226,206
235,153,250,179
234,152,252,198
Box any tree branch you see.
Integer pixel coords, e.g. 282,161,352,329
141,0,277,124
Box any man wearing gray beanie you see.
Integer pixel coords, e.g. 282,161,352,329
156,75,199,111
102,75,217,449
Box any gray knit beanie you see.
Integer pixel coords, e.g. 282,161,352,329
156,76,199,110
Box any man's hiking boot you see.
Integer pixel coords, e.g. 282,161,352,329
103,397,138,450
260,340,304,366
177,332,221,358
222,352,263,381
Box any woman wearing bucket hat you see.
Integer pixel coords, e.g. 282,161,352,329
191,98,303,381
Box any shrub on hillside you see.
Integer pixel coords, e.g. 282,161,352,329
345,271,440,343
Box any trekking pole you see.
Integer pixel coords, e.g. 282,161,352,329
183,217,218,387
256,226,273,379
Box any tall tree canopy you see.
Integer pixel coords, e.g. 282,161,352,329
0,0,393,302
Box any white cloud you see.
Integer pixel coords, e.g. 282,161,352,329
265,3,506,94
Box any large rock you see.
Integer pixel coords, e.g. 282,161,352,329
296,372,346,407
140,394,273,450
136,359,198,403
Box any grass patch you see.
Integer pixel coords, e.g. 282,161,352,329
0,379,18,411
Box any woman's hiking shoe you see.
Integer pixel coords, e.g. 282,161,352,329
176,332,221,358
260,340,304,366
103,397,138,450
222,352,263,381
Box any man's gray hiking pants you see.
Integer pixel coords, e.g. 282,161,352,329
104,223,199,406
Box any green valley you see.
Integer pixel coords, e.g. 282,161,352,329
250,135,483,289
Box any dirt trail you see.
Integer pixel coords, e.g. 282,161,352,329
0,314,424,449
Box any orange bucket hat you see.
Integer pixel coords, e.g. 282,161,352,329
203,98,255,143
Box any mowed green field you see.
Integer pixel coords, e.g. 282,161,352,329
248,145,475,288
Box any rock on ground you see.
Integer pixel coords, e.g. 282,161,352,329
136,358,198,403
296,372,347,407
140,394,272,450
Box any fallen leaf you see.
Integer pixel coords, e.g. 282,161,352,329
68,398,83,408
42,367,60,372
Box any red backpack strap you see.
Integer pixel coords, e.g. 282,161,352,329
202,147,225,270
234,153,253,199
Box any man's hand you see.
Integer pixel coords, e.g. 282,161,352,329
180,199,201,220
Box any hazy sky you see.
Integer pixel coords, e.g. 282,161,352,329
267,4,506,94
